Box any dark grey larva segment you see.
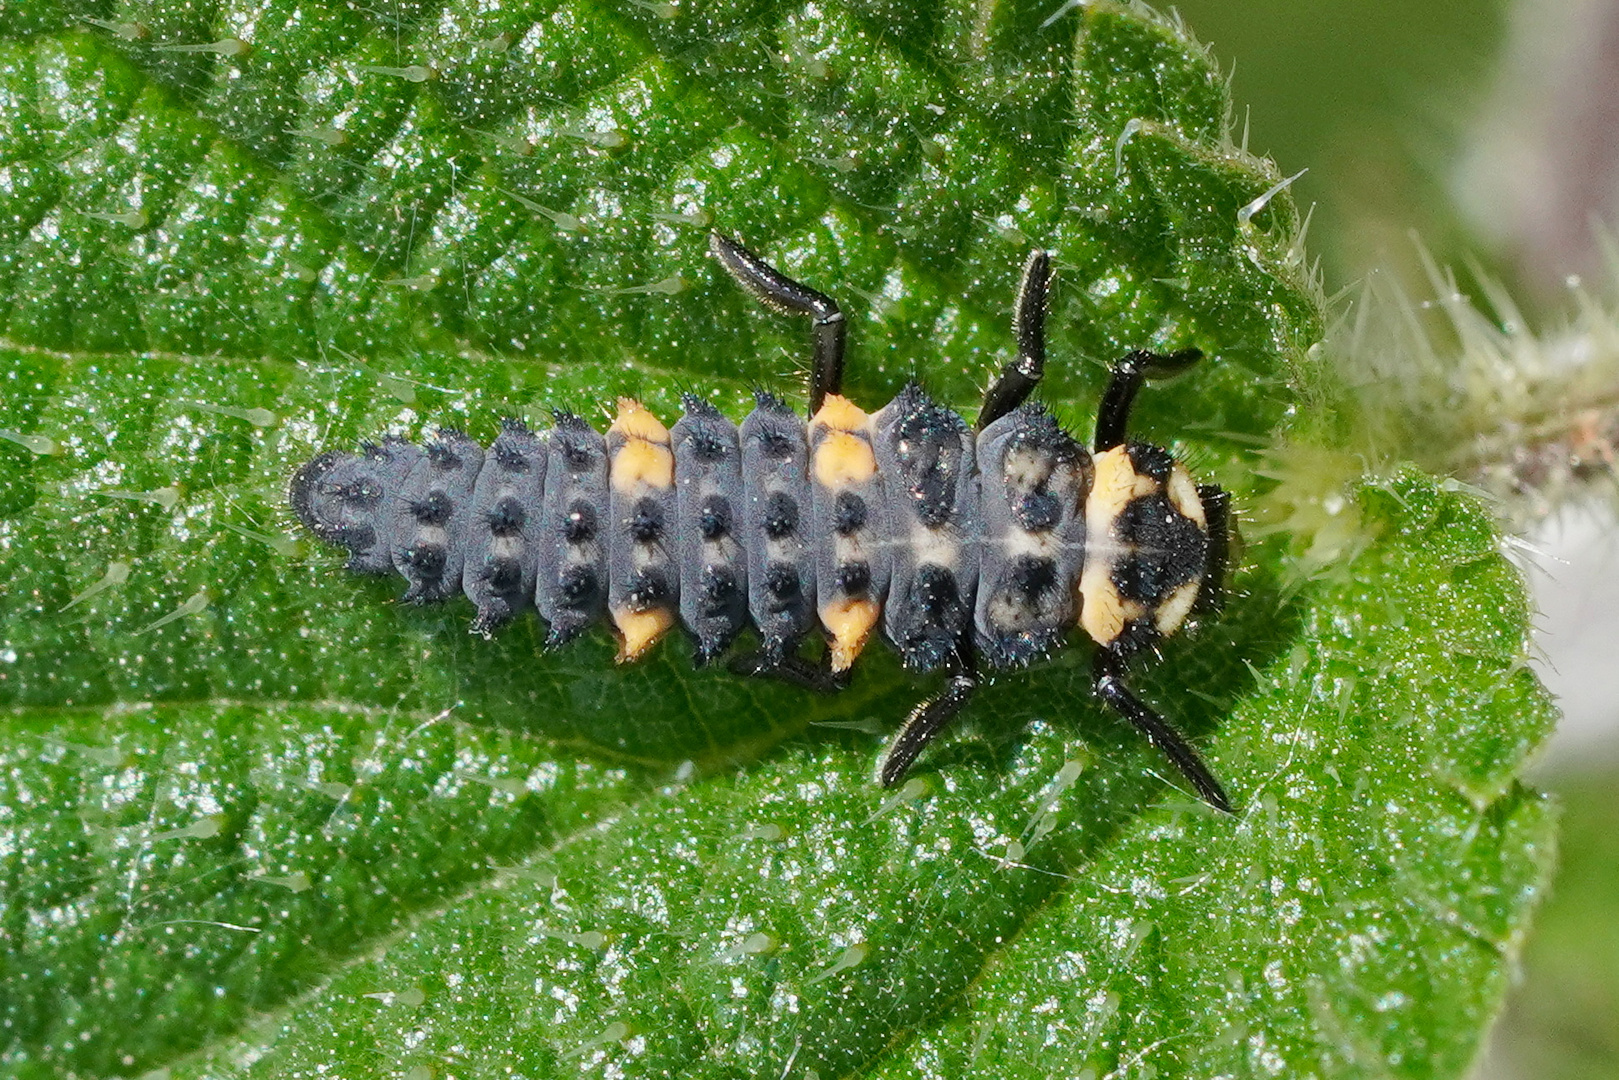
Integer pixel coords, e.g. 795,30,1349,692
462,420,547,635
392,432,485,604
739,393,815,662
808,407,890,635
873,383,979,672
671,397,749,662
974,405,1091,667
605,415,677,631
290,438,422,575
537,413,608,648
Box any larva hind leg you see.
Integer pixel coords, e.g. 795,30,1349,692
878,641,980,787
710,233,847,418
977,249,1053,431
1092,649,1233,813
728,649,851,695
1093,348,1204,451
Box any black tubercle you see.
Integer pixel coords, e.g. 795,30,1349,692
1110,494,1206,605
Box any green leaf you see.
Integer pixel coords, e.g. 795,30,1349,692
0,2,1551,1078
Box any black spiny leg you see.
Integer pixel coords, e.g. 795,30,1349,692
879,642,979,787
1093,650,1234,813
977,249,1053,431
1195,483,1231,614
728,649,851,694
710,233,847,418
1093,348,1204,451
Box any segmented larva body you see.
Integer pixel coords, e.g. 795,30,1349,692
290,233,1236,811
290,387,1211,674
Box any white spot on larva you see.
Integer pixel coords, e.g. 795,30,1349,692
911,524,961,569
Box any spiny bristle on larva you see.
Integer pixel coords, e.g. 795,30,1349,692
751,388,793,413
680,393,724,418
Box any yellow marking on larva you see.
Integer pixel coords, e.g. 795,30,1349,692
811,394,869,434
1154,580,1201,637
612,605,674,662
1077,563,1145,646
611,439,675,493
1165,464,1206,527
822,596,881,672
609,399,675,493
610,398,671,442
813,431,878,488
1088,446,1158,525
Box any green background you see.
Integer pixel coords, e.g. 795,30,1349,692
0,0,1601,1076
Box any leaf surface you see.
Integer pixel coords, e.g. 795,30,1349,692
0,2,1553,1078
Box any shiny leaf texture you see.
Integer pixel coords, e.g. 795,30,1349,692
0,1,1552,1078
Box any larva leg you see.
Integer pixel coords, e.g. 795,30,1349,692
728,648,851,694
1092,648,1233,813
1093,348,1203,451
977,249,1053,431
709,233,847,418
879,640,979,786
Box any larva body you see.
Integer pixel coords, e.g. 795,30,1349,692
291,234,1236,811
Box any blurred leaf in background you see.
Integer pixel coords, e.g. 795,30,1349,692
1173,1,1619,1078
